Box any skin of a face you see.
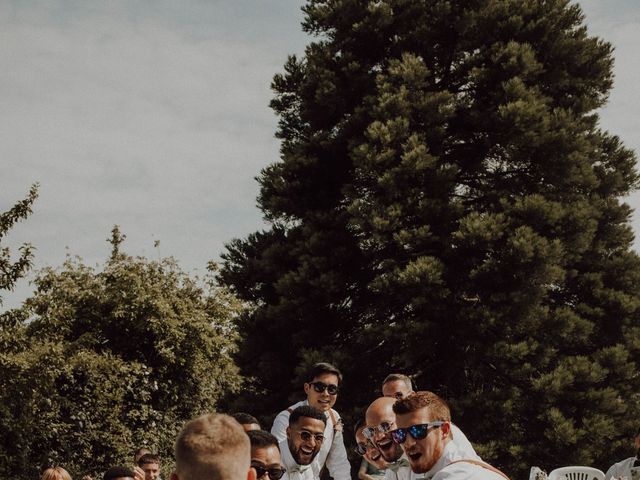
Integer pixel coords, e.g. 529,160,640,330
304,373,339,412
365,397,403,463
356,427,388,470
286,416,326,465
395,407,451,474
142,462,160,480
251,444,283,480
382,380,413,400
243,423,262,432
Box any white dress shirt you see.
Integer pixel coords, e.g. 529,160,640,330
279,439,317,480
450,424,481,461
424,442,504,480
272,400,350,480
605,456,639,480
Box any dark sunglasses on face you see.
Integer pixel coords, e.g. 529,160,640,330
309,381,339,395
296,429,325,443
390,421,445,444
363,421,394,440
251,464,287,480
355,441,374,456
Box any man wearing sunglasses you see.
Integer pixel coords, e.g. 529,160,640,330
381,375,479,461
248,430,286,480
392,391,509,480
355,419,388,480
271,363,350,480
279,405,327,480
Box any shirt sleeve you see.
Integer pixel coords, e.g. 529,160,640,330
325,413,352,480
271,410,289,442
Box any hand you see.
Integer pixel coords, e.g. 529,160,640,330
133,466,146,480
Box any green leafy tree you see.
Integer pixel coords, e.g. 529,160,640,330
0,183,38,303
221,0,640,474
0,227,243,479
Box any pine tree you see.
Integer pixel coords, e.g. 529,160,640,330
221,1,640,473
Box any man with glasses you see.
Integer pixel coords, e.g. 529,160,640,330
248,430,286,480
355,419,388,480
366,397,411,480
271,363,350,480
279,405,327,480
381,375,479,461
391,391,508,480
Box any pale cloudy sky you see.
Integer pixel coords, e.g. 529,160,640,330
1,1,639,309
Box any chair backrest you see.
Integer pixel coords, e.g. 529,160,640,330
548,466,605,480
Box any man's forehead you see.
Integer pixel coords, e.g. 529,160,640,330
366,398,396,423
395,407,432,427
294,416,325,431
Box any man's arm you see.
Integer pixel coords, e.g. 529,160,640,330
324,422,351,480
271,409,290,442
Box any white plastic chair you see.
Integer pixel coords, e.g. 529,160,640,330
548,466,605,480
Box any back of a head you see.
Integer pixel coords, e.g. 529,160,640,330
134,447,152,463
175,413,250,480
103,466,135,480
41,467,72,480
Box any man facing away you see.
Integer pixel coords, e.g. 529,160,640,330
381,374,480,460
247,430,286,480
279,405,327,480
233,412,262,432
271,362,350,480
171,413,256,480
392,391,509,480
604,427,640,480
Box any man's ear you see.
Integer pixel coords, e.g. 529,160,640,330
286,425,291,440
441,422,451,439
634,434,640,450
247,466,257,480
304,383,310,395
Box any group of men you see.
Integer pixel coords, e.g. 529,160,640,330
164,362,509,480
98,362,640,480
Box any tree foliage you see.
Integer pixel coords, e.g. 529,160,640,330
0,228,243,479
221,0,640,474
0,183,39,303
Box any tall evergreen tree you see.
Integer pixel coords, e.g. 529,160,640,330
221,0,640,473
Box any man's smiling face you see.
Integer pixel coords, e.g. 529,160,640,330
286,416,326,465
304,373,339,412
365,398,403,462
395,407,450,474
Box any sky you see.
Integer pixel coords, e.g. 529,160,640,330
1,0,639,309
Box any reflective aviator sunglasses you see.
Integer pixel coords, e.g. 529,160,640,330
390,421,445,444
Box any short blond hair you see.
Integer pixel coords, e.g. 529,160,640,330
175,413,250,480
41,467,72,480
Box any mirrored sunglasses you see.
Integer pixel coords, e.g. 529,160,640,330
390,421,445,444
363,421,394,440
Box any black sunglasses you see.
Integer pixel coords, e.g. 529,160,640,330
251,464,286,480
390,422,445,444
309,381,339,395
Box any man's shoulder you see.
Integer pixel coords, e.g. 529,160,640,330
434,461,505,480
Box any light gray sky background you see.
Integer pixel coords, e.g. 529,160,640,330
2,1,639,309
